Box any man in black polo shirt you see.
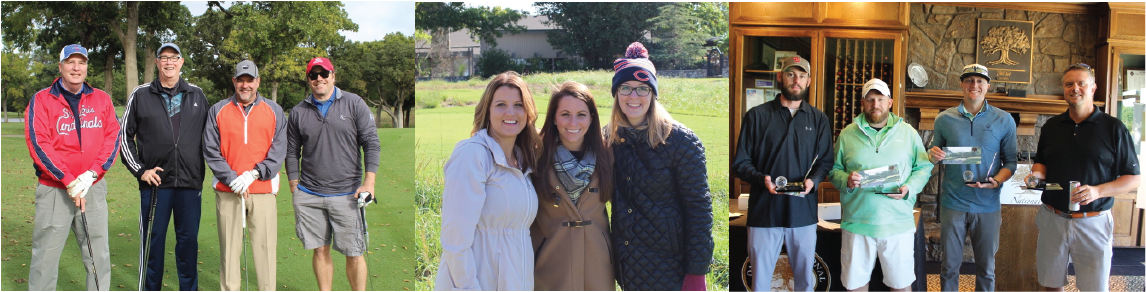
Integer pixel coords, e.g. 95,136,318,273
733,55,834,291
1027,64,1140,291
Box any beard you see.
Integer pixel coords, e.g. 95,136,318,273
865,110,888,125
781,86,807,101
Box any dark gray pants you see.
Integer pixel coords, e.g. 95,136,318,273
939,205,1000,292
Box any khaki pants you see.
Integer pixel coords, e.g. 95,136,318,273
216,191,276,291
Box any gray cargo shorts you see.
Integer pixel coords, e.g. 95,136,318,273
291,187,366,256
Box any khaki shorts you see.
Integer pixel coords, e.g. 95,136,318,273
291,188,366,256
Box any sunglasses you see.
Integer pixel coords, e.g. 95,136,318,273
307,70,331,80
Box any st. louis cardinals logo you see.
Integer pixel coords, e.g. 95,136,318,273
57,106,104,135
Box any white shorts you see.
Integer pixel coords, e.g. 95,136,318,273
840,229,916,290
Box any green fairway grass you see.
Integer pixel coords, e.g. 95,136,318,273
1,128,415,291
414,71,730,290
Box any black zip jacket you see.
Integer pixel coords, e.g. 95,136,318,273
732,97,834,228
119,78,209,190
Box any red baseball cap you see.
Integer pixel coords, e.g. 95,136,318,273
306,57,334,73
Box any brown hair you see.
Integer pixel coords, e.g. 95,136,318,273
471,71,540,172
535,81,614,203
606,90,675,148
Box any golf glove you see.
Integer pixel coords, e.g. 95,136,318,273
229,170,259,194
67,170,97,198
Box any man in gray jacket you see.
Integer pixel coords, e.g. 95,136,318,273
287,57,381,291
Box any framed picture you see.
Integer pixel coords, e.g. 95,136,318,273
755,79,774,88
773,51,798,71
765,89,780,102
745,88,765,112
976,19,1034,83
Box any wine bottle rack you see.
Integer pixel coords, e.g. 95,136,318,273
827,38,895,138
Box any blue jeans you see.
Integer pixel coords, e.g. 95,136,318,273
139,188,202,291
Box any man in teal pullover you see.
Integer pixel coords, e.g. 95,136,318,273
829,78,934,291
928,64,1017,292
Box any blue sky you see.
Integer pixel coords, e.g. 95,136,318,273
182,1,414,41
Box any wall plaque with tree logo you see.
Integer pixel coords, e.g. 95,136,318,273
976,19,1034,84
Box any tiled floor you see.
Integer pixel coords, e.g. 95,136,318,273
921,247,1145,291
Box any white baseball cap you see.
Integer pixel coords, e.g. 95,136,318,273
862,78,891,98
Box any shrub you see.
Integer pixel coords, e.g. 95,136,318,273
475,48,516,78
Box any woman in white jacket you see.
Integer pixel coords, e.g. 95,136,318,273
435,71,541,291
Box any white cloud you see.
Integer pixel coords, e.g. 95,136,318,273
341,1,415,41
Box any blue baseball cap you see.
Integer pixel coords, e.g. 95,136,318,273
157,43,181,56
58,44,88,62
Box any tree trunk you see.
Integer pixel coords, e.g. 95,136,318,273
143,35,156,84
112,2,140,99
271,82,280,103
382,105,391,127
104,50,115,103
378,92,405,128
431,28,451,78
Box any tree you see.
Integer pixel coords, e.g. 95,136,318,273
218,1,358,103
137,1,190,84
980,26,1030,66
535,2,666,70
109,1,140,99
415,2,526,77
648,3,708,70
1,46,43,122
3,1,124,102
375,33,415,128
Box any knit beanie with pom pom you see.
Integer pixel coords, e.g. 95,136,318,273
611,42,659,98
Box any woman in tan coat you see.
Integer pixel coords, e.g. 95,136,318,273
531,81,616,290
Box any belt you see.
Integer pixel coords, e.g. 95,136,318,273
1044,204,1104,219
562,220,592,227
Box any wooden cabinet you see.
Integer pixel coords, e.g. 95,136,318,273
729,3,907,196
1097,2,1145,247
730,2,909,30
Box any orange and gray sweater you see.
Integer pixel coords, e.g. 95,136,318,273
203,95,287,194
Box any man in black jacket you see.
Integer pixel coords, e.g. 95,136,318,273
732,55,834,291
119,43,209,291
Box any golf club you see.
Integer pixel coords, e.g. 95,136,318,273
359,192,373,291
138,184,159,291
241,196,249,291
80,209,100,291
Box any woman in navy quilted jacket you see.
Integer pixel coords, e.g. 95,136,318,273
606,42,715,291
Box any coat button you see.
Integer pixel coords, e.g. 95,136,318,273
624,241,629,245
627,177,631,181
555,186,560,190
620,138,626,143
627,209,632,213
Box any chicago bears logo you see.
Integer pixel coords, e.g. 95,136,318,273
634,70,651,82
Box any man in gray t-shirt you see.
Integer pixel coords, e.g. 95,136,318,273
287,57,382,291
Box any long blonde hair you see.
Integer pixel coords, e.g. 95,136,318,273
606,94,674,148
471,71,540,172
